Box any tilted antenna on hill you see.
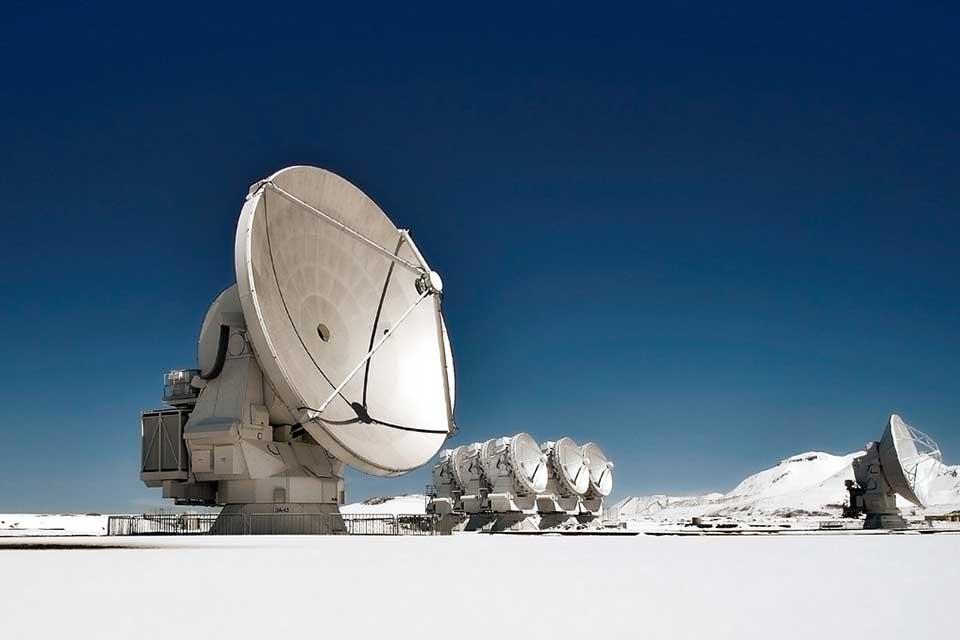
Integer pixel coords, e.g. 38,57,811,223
139,166,456,532
844,414,942,530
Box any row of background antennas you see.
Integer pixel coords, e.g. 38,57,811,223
427,434,613,516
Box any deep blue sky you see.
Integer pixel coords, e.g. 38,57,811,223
1,3,958,512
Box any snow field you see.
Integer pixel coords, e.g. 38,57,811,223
0,533,956,640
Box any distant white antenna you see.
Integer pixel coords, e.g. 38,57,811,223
580,442,614,514
481,434,548,513
140,166,456,532
536,437,590,514
426,449,461,515
845,414,943,529
452,442,487,513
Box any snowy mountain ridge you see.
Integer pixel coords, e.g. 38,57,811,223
340,494,427,515
615,450,960,521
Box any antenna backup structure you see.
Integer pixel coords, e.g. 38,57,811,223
844,414,942,529
140,166,455,532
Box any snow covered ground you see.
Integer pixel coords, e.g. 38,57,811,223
0,496,426,538
0,533,956,639
0,514,108,537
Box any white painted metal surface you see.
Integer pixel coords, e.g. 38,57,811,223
428,449,461,514
143,166,456,526
534,437,591,515
478,434,548,513
453,443,488,513
451,444,480,490
878,414,942,507
847,413,945,529
549,437,591,496
582,442,614,497
197,285,244,376
235,166,455,475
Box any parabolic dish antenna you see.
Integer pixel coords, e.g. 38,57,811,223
878,414,942,507
141,165,457,531
482,434,548,494
434,448,455,477
236,166,455,475
582,442,613,497
451,444,480,488
511,433,549,494
549,437,591,496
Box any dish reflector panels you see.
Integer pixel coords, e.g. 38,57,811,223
878,414,942,507
235,166,455,476
511,433,549,494
546,437,590,496
582,442,613,497
482,434,548,495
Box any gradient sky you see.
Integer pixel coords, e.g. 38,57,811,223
1,3,958,512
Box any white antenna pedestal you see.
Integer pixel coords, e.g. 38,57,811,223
157,286,347,533
481,435,546,514
451,443,489,513
536,438,592,524
847,442,908,530
426,449,461,515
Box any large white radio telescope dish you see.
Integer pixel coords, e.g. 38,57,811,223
846,413,943,529
877,414,942,507
141,165,457,531
237,166,455,475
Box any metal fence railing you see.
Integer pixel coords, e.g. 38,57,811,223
335,514,396,535
818,519,863,531
107,513,446,536
397,514,443,536
107,514,220,536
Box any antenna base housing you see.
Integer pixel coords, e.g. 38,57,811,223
863,513,909,530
